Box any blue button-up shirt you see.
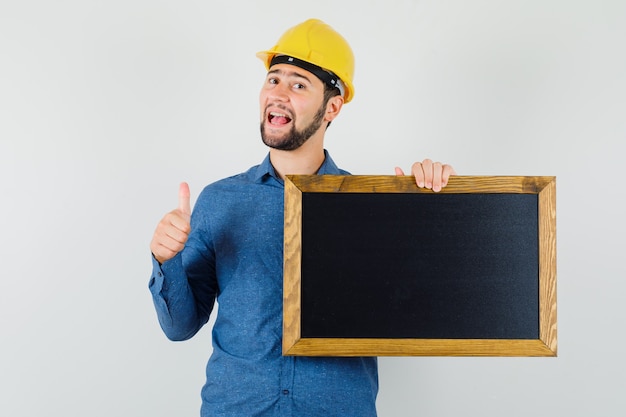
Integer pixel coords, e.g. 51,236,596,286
149,151,378,416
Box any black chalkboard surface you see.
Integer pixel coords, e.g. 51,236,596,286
301,192,539,340
283,176,557,357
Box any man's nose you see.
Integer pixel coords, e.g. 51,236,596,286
269,83,290,101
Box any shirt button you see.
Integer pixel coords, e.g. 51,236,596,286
282,390,289,395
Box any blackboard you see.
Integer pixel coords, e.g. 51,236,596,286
283,176,557,357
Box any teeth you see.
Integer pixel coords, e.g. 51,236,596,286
270,112,287,117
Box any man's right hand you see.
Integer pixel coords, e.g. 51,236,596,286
150,182,192,264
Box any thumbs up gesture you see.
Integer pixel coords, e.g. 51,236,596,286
150,182,192,264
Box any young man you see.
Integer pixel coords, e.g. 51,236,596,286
149,19,455,417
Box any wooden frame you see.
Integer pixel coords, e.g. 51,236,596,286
283,175,557,357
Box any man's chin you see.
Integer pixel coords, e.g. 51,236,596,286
260,121,314,151
262,138,300,151
261,128,294,150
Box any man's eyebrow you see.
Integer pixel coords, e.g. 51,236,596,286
267,68,313,84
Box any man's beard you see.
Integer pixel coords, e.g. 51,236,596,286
260,103,326,151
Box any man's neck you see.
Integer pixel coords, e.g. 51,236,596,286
268,139,325,180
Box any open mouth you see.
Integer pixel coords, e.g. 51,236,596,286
268,111,292,126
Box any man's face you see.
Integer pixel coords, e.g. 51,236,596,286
259,63,328,151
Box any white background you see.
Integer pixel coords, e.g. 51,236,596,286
1,1,624,416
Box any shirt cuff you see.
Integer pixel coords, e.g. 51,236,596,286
148,254,166,294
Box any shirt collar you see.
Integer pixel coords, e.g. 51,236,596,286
252,149,343,184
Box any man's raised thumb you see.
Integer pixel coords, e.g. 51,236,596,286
178,182,191,216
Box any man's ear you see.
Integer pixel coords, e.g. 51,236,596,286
324,95,344,123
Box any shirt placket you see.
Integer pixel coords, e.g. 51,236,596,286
278,355,295,415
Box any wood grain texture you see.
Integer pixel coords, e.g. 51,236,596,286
282,175,557,357
283,179,302,354
283,338,556,357
286,175,555,194
538,178,558,355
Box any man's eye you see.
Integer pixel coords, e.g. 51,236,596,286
268,78,278,84
293,83,305,89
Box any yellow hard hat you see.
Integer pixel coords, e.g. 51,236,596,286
256,19,355,103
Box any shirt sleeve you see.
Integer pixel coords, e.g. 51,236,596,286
148,194,218,341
